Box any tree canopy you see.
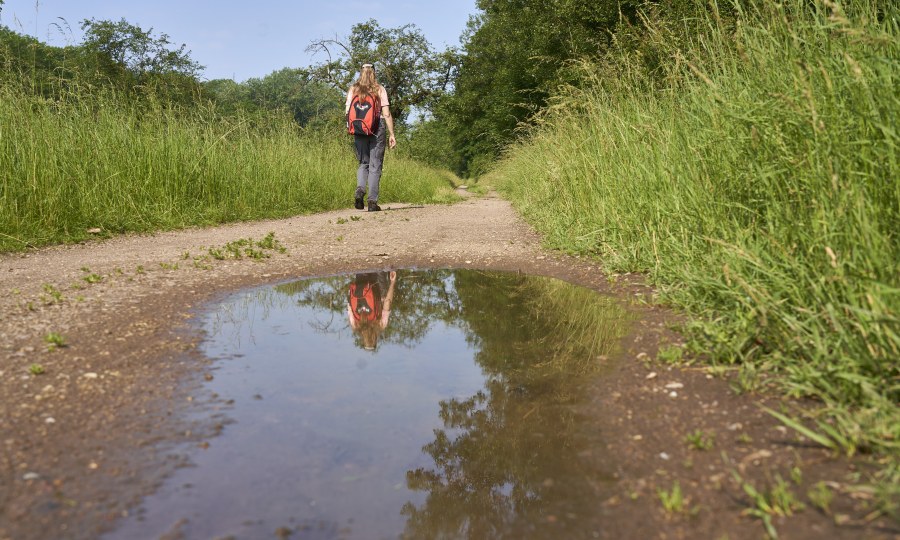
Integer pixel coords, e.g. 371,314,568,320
306,19,458,123
433,0,641,175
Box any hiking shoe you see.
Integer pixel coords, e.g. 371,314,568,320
354,194,365,210
368,200,381,212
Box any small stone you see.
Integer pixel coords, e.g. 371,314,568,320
465,260,472,264
664,382,684,389
45,417,55,424
632,435,643,441
636,352,648,360
659,452,670,461
88,462,99,470
645,372,657,380
87,228,102,234
83,372,99,379
669,391,678,398
23,472,40,481
727,422,743,431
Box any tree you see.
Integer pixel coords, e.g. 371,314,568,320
306,19,458,124
245,67,343,125
80,18,203,96
438,0,638,175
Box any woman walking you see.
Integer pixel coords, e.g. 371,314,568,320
345,63,396,212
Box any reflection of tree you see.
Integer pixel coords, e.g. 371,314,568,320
401,271,631,539
246,270,631,537
275,270,464,348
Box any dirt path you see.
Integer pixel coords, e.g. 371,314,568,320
0,193,894,539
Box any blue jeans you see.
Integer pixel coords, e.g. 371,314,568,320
354,119,387,202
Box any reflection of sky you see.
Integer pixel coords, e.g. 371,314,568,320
0,0,477,81
106,285,486,540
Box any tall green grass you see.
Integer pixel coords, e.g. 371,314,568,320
0,87,458,251
493,0,899,466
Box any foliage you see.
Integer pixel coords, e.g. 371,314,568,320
438,0,641,175
204,68,343,127
79,18,203,103
306,19,458,123
397,118,461,172
493,0,900,462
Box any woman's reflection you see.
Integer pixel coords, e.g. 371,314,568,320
347,270,397,350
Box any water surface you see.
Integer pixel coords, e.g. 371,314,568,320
107,269,633,540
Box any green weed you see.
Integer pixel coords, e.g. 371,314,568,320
807,481,833,515
28,364,45,376
41,284,63,305
685,430,715,451
657,345,684,364
82,273,103,284
733,471,805,538
657,481,697,516
44,332,66,350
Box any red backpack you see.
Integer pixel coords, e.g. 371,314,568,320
347,93,381,136
349,281,382,323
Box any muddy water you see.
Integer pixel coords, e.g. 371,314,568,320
106,269,635,540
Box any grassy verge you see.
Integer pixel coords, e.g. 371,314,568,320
0,88,458,251
492,0,898,497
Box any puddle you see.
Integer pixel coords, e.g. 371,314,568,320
107,269,635,540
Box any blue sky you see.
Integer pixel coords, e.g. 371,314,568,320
0,0,478,81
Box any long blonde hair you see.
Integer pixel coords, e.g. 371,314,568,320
351,64,381,100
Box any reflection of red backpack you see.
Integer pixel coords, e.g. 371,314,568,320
347,93,381,136
349,281,381,322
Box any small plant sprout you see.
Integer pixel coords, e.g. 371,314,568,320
658,344,684,364
181,251,191,260
82,273,103,284
41,284,63,304
29,363,46,376
336,217,348,224
350,216,361,222
45,332,67,350
685,430,715,451
807,481,833,515
790,466,802,486
205,234,286,262
657,481,693,516
256,232,286,252
135,265,145,274
733,471,805,538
